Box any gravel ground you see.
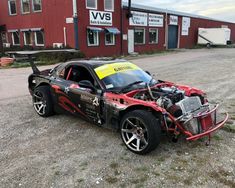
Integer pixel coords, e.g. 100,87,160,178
0,48,235,188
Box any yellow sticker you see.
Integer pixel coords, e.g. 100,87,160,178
95,62,141,79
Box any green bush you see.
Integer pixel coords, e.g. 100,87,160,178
36,51,85,64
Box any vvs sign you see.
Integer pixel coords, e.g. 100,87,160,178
90,10,112,26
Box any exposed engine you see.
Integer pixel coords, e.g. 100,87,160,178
133,86,186,117
133,86,209,135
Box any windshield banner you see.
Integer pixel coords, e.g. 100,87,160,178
95,62,141,79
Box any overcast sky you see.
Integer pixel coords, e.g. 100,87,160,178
123,0,235,23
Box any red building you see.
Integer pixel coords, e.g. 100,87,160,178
0,0,235,57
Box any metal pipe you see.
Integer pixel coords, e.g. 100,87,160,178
63,27,67,47
72,0,79,49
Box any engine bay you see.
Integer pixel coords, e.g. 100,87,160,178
132,85,211,135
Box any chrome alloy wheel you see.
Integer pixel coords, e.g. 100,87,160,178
121,117,148,152
33,91,47,116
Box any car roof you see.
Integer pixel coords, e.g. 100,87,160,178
65,59,128,67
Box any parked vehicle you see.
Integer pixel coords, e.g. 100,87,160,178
198,28,231,47
28,59,228,154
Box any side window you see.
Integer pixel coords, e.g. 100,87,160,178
23,31,33,45
32,0,42,12
8,0,17,15
149,28,158,44
87,29,99,46
134,28,145,44
21,0,30,14
104,0,114,11
105,33,115,45
86,0,97,9
65,66,95,85
12,31,20,45
34,31,44,46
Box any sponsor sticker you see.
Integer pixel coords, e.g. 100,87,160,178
94,62,141,79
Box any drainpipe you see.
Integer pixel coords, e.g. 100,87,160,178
73,0,79,49
165,10,168,50
63,27,67,47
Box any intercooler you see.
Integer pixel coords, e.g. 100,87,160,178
176,96,215,135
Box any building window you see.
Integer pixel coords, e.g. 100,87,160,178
86,0,97,9
87,30,99,46
8,0,17,15
12,32,20,45
34,31,44,46
23,31,33,45
134,29,145,44
21,0,30,14
105,33,115,45
149,29,158,44
104,0,114,11
32,0,42,12
1,33,8,43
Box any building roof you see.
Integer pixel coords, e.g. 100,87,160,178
122,2,234,24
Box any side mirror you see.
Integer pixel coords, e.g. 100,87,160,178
145,71,151,76
78,80,96,92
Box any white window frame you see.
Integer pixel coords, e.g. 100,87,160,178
104,0,114,12
32,0,42,12
105,33,115,45
86,0,97,10
34,31,44,46
23,31,33,45
21,0,30,14
11,32,20,46
8,0,17,16
149,28,158,44
87,30,99,46
134,28,145,45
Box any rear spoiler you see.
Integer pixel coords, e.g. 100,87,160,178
5,49,78,74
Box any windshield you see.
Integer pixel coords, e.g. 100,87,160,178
94,62,157,91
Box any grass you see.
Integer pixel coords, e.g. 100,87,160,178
230,115,235,120
130,174,148,184
183,178,193,186
79,161,88,171
209,169,234,187
54,171,60,176
77,178,84,183
222,125,235,133
105,176,118,184
134,166,149,172
152,171,160,176
212,134,223,141
110,161,119,169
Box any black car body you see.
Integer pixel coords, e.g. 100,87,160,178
28,59,228,154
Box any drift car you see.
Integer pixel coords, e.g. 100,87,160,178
28,59,228,154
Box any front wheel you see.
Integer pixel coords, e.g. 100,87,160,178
120,110,161,155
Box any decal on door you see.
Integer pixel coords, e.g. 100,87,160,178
52,84,86,117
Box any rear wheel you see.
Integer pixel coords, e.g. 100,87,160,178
33,86,54,117
120,110,161,155
206,43,211,48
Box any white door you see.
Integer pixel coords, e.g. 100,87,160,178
128,29,134,54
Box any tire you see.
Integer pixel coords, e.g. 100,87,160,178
32,85,54,117
206,43,211,48
120,110,161,155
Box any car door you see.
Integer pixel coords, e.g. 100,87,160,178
51,64,103,124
